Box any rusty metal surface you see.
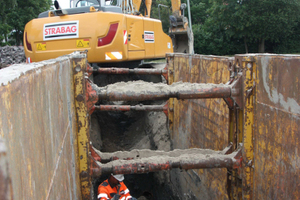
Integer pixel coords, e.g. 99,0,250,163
0,138,13,200
167,53,232,199
95,81,232,101
236,55,256,200
253,54,300,199
0,56,81,199
92,67,168,75
73,56,91,200
92,148,242,177
93,145,233,162
94,104,168,112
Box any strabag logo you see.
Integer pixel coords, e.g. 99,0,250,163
144,31,154,43
43,21,79,41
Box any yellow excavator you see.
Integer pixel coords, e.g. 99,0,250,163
23,0,193,65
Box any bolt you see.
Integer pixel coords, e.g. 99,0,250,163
75,65,81,72
247,63,252,69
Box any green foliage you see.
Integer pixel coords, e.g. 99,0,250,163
198,0,300,54
0,0,51,46
151,0,171,33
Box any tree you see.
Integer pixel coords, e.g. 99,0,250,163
0,0,16,45
207,0,300,53
6,0,52,45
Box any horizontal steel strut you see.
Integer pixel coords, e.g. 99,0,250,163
90,144,242,177
92,81,232,101
92,144,233,163
89,67,168,75
94,104,167,112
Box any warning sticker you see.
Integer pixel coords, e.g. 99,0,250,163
36,42,46,51
105,52,123,60
76,39,90,48
44,21,79,41
144,31,154,43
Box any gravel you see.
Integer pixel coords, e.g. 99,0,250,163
0,46,26,69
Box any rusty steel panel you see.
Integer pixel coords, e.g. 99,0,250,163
0,138,13,200
167,53,233,199
253,55,300,199
0,57,81,199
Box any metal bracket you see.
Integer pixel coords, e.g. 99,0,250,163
162,65,169,83
86,78,98,115
232,143,243,169
246,82,256,99
223,74,243,109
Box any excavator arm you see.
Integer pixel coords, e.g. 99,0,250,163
169,0,194,54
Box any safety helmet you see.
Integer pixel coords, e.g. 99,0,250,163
111,174,124,182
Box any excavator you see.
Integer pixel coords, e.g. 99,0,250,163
23,0,193,65
23,0,194,199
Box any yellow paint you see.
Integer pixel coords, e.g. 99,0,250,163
73,57,91,199
76,39,90,48
171,0,181,15
242,57,256,200
27,162,33,196
36,42,46,51
24,12,172,63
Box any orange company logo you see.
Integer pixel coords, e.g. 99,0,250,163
43,21,79,41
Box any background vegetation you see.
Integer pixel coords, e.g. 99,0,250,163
151,0,300,55
1,0,300,55
0,0,52,46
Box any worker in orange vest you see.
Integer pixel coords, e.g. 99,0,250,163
97,174,137,200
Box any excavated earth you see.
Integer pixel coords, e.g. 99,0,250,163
91,68,181,200
0,46,26,69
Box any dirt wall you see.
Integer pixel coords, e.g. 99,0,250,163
0,55,81,199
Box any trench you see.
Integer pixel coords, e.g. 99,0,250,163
90,64,181,200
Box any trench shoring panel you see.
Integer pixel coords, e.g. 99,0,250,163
167,53,232,199
254,55,300,199
0,56,81,199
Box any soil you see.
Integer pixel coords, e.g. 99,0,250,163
0,46,26,69
90,64,182,200
94,80,228,101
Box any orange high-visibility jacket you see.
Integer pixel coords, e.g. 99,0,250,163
98,179,132,200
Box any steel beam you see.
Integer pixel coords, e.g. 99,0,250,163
73,56,91,200
93,81,232,101
91,145,242,177
92,145,232,163
90,67,168,76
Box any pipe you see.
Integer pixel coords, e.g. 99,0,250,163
91,67,167,75
158,4,169,20
92,146,232,164
94,81,232,101
94,104,167,112
91,151,241,177
187,0,192,32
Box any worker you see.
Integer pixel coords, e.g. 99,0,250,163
98,174,136,200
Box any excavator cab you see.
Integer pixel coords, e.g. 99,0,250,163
74,0,99,7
